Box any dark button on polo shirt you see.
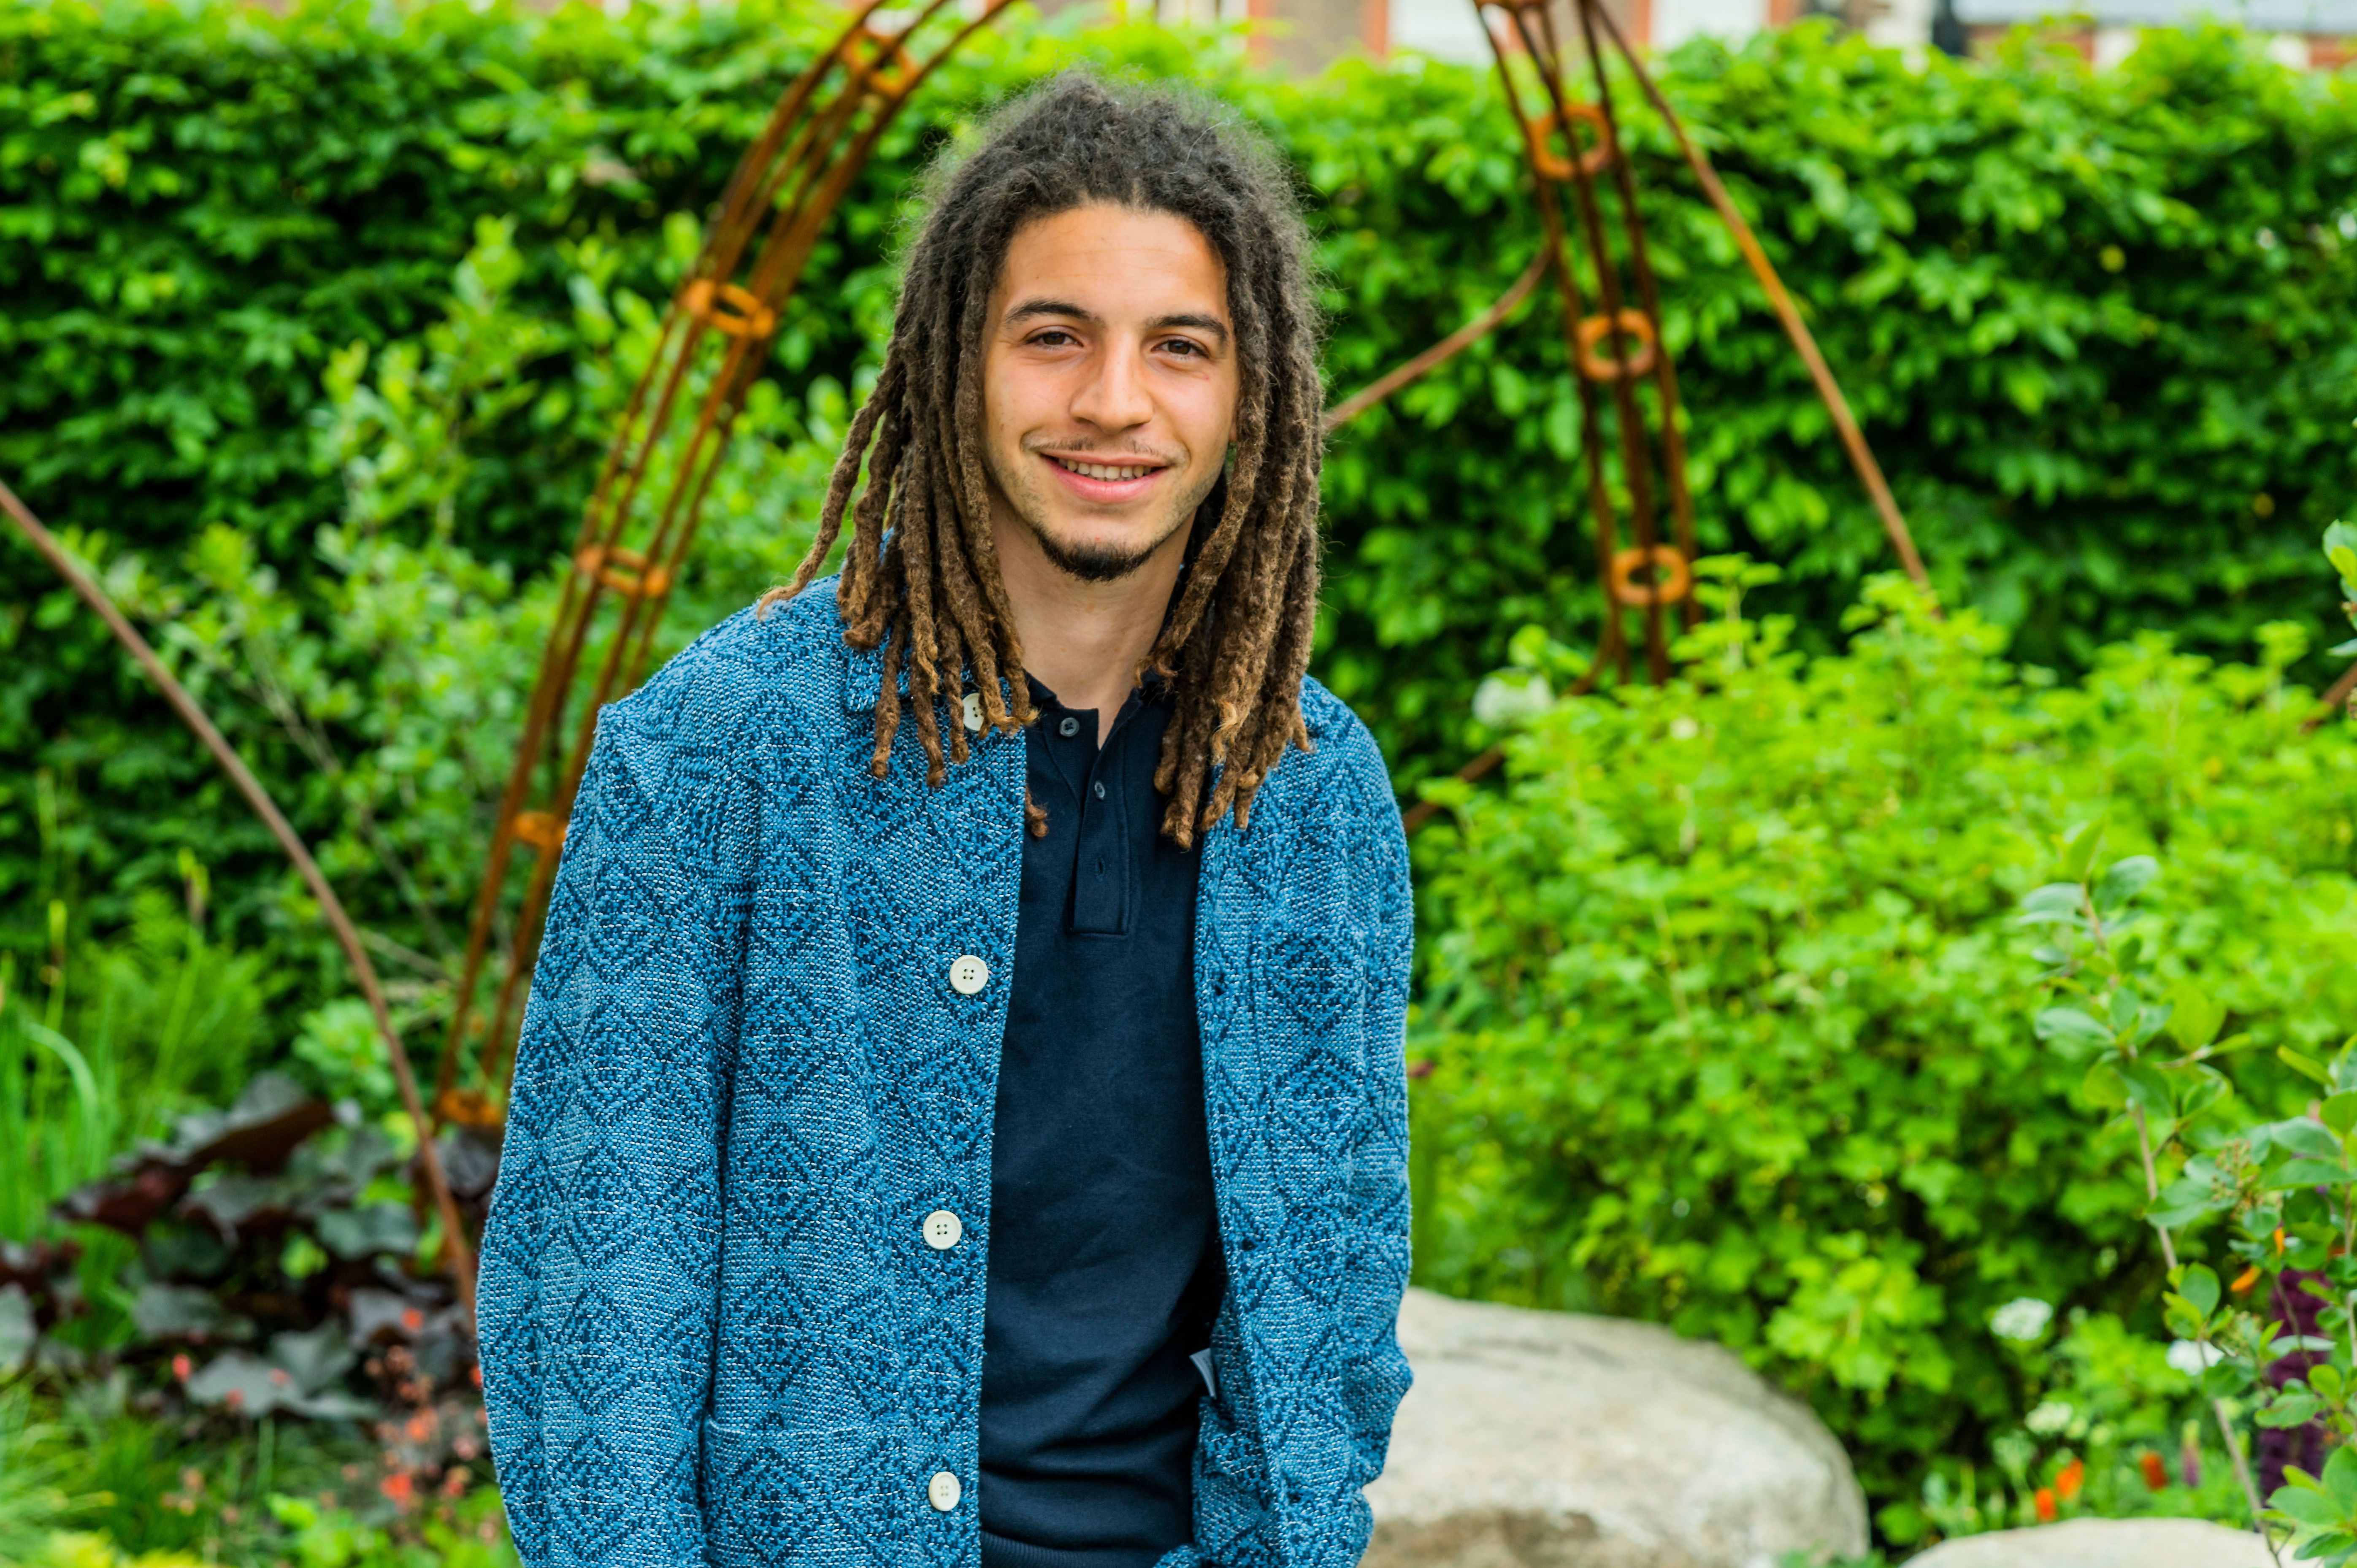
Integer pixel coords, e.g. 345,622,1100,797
977,677,1225,1568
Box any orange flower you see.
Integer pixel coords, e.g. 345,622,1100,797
2232,1264,2261,1295
171,1354,192,1381
381,1471,415,1506
2034,1487,2057,1522
2139,1452,2169,1492
2056,1458,2085,1502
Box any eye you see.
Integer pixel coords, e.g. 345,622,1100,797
1159,337,1209,359
1026,328,1080,348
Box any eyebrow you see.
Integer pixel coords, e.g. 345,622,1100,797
1004,297,1231,348
1148,311,1231,347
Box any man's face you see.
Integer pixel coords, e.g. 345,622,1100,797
979,203,1239,584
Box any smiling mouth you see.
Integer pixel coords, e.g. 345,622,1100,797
1046,455,1166,483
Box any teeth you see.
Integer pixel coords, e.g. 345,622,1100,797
1057,458,1155,481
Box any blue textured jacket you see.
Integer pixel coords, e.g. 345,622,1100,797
477,581,1414,1568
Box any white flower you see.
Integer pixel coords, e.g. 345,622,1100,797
2025,1399,2074,1436
2167,1339,2224,1376
1472,671,1554,729
1990,1298,2054,1343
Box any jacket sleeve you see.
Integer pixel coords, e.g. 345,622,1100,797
478,700,752,1568
1336,721,1417,1549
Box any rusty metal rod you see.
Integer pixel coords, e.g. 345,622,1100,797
1572,0,1699,632
2305,661,2357,733
1323,250,1549,431
1401,744,1507,836
1589,2,1932,596
1511,0,1672,682
1,478,478,1324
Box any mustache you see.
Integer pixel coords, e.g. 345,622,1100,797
1022,435,1183,467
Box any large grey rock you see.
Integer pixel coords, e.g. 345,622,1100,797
1904,1516,2273,1567
1364,1289,1868,1568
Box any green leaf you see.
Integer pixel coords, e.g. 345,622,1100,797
2298,1530,2357,1563
2179,1067,2234,1121
2258,1393,2324,1428
2327,522,2357,592
2203,1358,2257,1398
2284,1046,2334,1086
2119,1060,2175,1115
2015,882,2086,925
2269,1159,2352,1190
2270,1483,2344,1526
2176,1263,2221,1317
2035,1007,2114,1049
2081,1062,2130,1110
2167,982,2225,1051
2059,815,2109,884
2270,1120,2343,1160
2147,1198,2218,1229
2094,854,2159,911
2322,1095,2357,1138
2326,1442,2357,1511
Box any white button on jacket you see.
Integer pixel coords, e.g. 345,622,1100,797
948,954,989,996
922,1210,963,1250
928,1471,962,1512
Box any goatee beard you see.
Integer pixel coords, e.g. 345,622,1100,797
1031,527,1162,584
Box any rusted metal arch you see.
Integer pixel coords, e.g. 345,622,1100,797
1329,0,1932,689
9,0,1945,1173
430,0,1015,1127
0,480,479,1322
436,0,1950,1098
1342,0,1941,834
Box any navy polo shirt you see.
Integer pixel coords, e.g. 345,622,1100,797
977,677,1225,1568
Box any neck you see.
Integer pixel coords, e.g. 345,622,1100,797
990,512,1189,721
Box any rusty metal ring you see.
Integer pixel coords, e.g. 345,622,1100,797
1609,545,1693,607
845,27,917,100
682,278,778,341
1527,104,1614,183
510,810,566,852
574,542,674,601
1575,309,1658,382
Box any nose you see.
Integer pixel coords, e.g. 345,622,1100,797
1069,339,1155,435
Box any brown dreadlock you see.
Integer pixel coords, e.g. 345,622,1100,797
758,72,1325,849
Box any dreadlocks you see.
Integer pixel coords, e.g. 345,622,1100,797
759,72,1324,849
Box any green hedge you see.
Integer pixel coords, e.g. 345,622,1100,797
1412,581,2357,1524
7,0,2357,975
8,0,2357,1536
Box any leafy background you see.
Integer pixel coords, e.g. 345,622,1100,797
5,0,2357,1554
8,0,2357,979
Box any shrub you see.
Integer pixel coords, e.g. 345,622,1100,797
8,2,2357,1006
1409,576,2357,1519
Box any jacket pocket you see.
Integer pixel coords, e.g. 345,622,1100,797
702,1417,909,1568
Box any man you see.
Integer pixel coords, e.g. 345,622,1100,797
477,74,1413,1568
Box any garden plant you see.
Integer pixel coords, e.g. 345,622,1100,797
5,0,2357,1563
